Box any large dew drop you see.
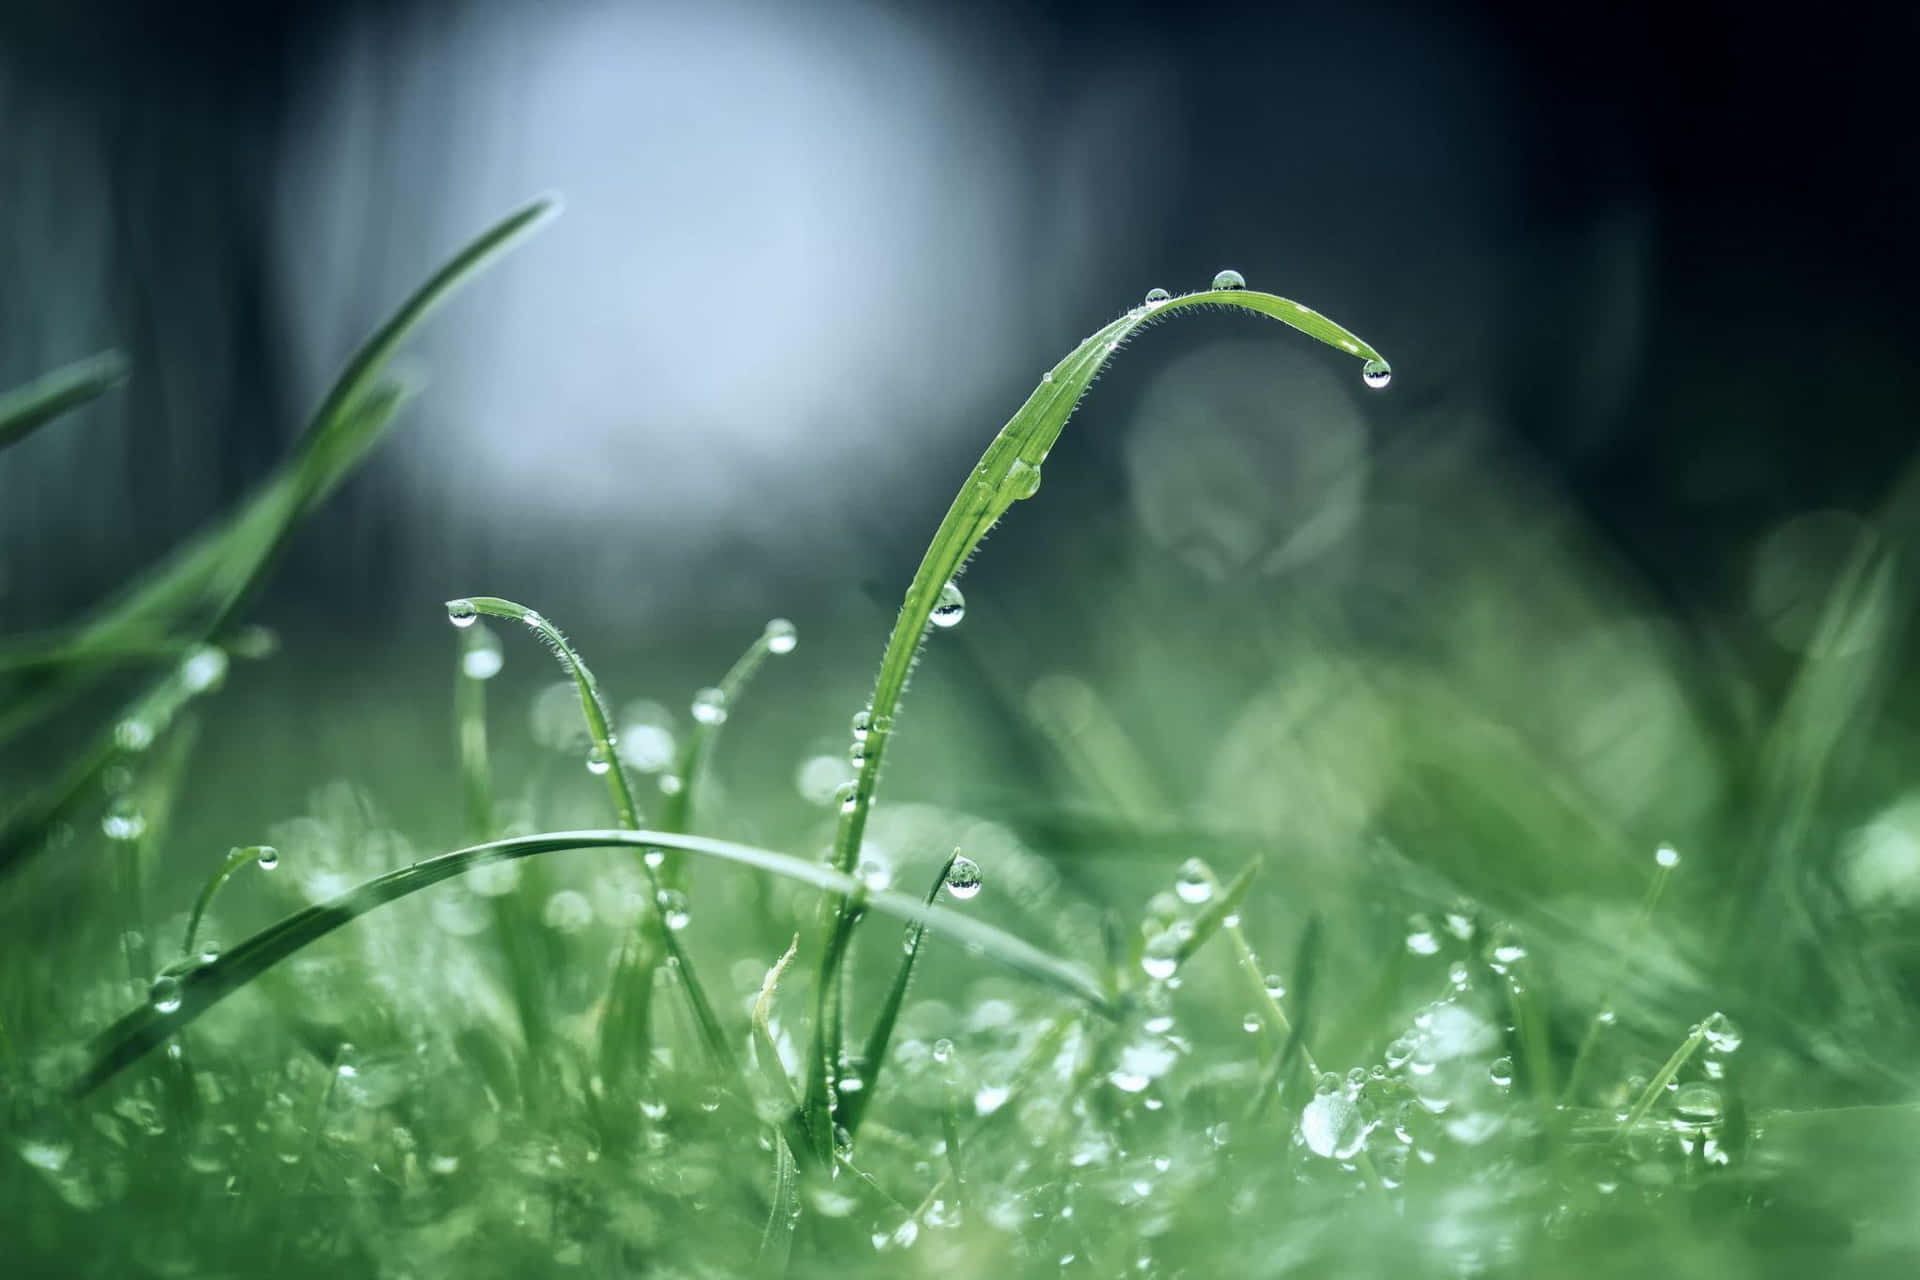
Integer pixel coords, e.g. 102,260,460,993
1211,268,1246,291
944,854,983,900
1299,1089,1368,1159
586,744,613,776
930,582,966,629
1361,358,1392,390
1006,459,1043,501
445,599,479,629
149,973,183,1014
691,687,729,725
764,618,799,655
254,846,280,870
1143,287,1171,305
1173,858,1213,906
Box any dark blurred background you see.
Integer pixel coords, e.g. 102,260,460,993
4,0,1919,882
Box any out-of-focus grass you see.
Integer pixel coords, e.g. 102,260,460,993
2,206,1918,1278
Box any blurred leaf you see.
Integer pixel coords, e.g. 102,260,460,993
0,350,127,453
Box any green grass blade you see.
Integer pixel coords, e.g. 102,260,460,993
806,285,1387,1148
450,596,734,1073
756,1128,800,1278
842,851,958,1137
0,198,556,751
72,828,1112,1096
180,845,276,960
1173,857,1261,967
0,350,128,452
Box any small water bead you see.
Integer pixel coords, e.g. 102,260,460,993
1405,914,1441,956
691,687,728,725
1655,843,1681,869
1143,287,1171,305
1486,929,1527,970
197,942,221,966
931,1038,954,1066
1360,358,1392,390
1489,1057,1514,1088
930,582,966,629
856,857,892,892
643,847,667,870
1671,1082,1724,1125
462,627,504,680
1700,1011,1743,1053
764,618,798,655
445,599,479,629
102,799,146,843
179,645,229,694
1299,1089,1367,1160
850,710,872,743
656,889,691,931
149,973,182,1013
585,744,613,776
1242,1013,1262,1034
1345,1067,1369,1090
1211,268,1246,291
944,855,983,900
1173,859,1213,905
836,782,859,814
1140,931,1181,981
1005,458,1043,501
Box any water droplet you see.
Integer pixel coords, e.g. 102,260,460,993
836,782,859,814
1263,973,1287,1000
197,942,221,966
1700,1011,1743,1053
850,710,872,742
1486,927,1527,970
461,628,504,680
586,744,612,776
1140,931,1180,981
149,973,182,1013
930,582,966,629
1211,268,1246,291
658,773,684,796
1489,1057,1514,1088
974,1084,1010,1115
764,618,798,655
1405,913,1441,955
1006,458,1043,501
1242,1013,1262,1034
849,738,867,769
1361,358,1392,390
1385,1037,1415,1070
445,599,479,629
254,846,279,870
1041,370,1055,384
1144,287,1171,305
179,645,228,694
932,1038,954,1065
1300,1090,1367,1159
1672,1082,1723,1125
691,687,728,725
643,847,666,869
1655,843,1681,869
115,718,155,752
102,799,146,843
944,855,983,900
856,857,892,892
1173,858,1213,905
656,889,691,931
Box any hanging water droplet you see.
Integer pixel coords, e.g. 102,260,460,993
1361,358,1392,390
836,782,859,814
944,854,983,900
1489,1056,1514,1088
1486,927,1527,971
1140,931,1180,981
849,738,867,769
149,973,182,1013
1006,458,1043,501
102,798,146,843
1242,1012,1262,1034
764,618,798,655
656,889,691,931
1700,1011,1743,1053
1655,843,1681,869
850,710,872,743
254,846,279,870
179,645,229,694
928,582,968,631
1173,858,1213,905
586,744,613,776
1672,1082,1724,1125
1211,268,1246,291
691,687,728,725
197,941,221,966
1263,973,1287,1001
445,599,480,629
643,847,666,870
1405,913,1441,955
461,627,504,680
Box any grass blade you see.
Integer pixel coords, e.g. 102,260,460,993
0,350,128,452
842,850,958,1137
1173,856,1261,967
0,197,556,755
72,828,1112,1096
450,596,734,1073
806,284,1388,1149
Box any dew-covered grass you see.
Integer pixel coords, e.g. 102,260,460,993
4,199,1918,1277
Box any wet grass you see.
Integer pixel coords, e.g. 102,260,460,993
2,198,1917,1277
